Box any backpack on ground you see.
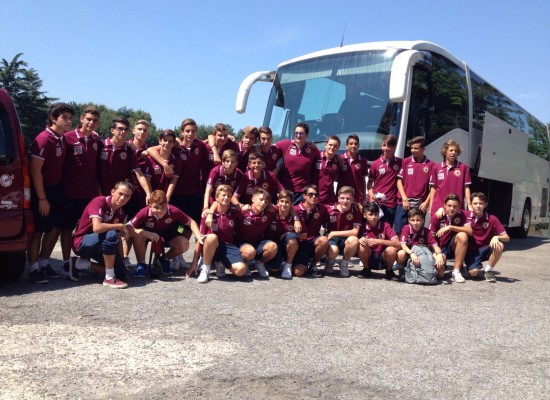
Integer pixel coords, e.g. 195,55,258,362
404,245,437,285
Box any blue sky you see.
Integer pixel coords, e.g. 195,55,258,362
1,0,549,132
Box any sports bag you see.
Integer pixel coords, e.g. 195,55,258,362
404,245,437,285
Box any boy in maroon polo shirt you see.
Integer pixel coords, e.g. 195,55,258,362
60,106,101,276
258,126,282,173
357,201,400,278
205,123,240,171
202,149,243,212
337,135,369,205
233,153,283,206
126,190,202,278
149,118,208,226
464,192,509,282
235,125,259,172
70,181,134,288
276,122,321,203
197,185,246,283
324,186,361,278
315,136,342,205
294,184,330,278
429,139,472,217
143,130,181,201
28,102,74,283
429,194,472,283
368,134,402,227
397,208,446,281
395,136,434,235
235,188,279,278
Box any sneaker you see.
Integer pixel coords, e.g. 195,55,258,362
159,256,172,275
215,262,226,278
29,269,49,284
245,260,254,277
170,257,181,271
68,257,81,282
484,270,496,283
42,264,61,279
255,261,269,278
385,269,398,281
281,262,292,279
103,278,128,289
133,263,147,278
324,259,335,274
357,268,372,279
62,261,70,278
339,259,349,278
124,256,132,270
198,266,210,283
309,264,322,278
452,270,466,283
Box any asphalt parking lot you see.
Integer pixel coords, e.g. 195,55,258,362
0,235,549,399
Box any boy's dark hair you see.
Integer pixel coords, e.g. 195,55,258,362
407,207,425,219
363,201,380,214
110,118,130,130
48,102,74,126
295,122,309,135
382,134,397,147
114,179,135,193
470,192,488,203
406,136,426,148
248,152,264,163
444,193,460,204
277,189,293,201
326,135,341,145
346,134,359,145
302,184,319,195
159,129,176,141
252,187,271,203
258,126,272,136
81,105,99,118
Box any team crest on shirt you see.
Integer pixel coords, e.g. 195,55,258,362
146,221,155,229
378,233,384,239
346,213,353,221
74,145,83,155
261,183,269,189
229,220,235,227
305,147,311,154
330,215,337,222
314,212,320,219
261,216,267,223
423,166,429,173
195,148,199,155
272,153,277,160
180,153,187,161
231,181,237,187
332,164,337,170
56,147,62,157
246,187,254,194
93,143,98,151
418,238,425,245
453,217,461,224
119,152,127,160
287,225,293,231
290,149,297,156
154,165,162,174
393,165,399,171
454,170,461,177
379,167,386,175
482,222,489,229
270,222,277,231
342,164,348,171
243,218,252,225
165,218,173,224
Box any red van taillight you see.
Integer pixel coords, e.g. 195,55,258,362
17,133,32,209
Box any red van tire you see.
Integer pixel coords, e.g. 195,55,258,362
0,252,26,281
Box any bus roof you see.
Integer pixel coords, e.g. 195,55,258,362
278,40,467,70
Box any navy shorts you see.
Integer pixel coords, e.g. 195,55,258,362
367,251,385,270
329,236,347,252
441,233,457,259
158,226,185,246
294,237,321,266
252,239,283,268
75,230,126,280
465,245,493,271
214,242,244,269
32,184,67,233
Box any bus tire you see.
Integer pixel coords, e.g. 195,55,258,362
0,252,26,281
511,201,530,238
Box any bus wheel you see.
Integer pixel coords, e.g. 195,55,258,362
511,202,531,238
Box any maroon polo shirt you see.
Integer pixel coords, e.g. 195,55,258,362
31,127,66,186
204,141,239,173
337,153,369,205
266,205,299,242
397,156,434,204
276,140,320,193
294,203,330,240
430,161,472,213
72,196,125,251
129,204,190,232
234,169,283,205
63,128,100,199
236,207,275,246
400,225,438,249
360,221,398,255
315,151,342,205
429,210,470,247
143,154,182,193
97,138,141,195
326,203,362,233
368,156,402,207
206,165,243,199
173,139,208,196
199,205,239,244
261,145,282,172
467,211,507,249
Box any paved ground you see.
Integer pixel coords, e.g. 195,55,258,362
0,236,549,399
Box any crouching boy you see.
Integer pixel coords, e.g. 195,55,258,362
357,201,400,279
126,190,202,277
465,192,509,282
396,208,445,283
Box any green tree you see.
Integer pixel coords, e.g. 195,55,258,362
0,53,53,147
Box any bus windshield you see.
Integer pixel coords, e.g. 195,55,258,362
264,50,398,154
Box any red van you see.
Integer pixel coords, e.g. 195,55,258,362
0,88,33,280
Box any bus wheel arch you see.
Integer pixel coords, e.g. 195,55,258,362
511,199,531,238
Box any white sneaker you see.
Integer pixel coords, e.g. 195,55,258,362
452,270,465,283
339,259,350,277
281,262,292,279
216,261,226,278
198,266,210,283
255,261,269,278
324,259,335,274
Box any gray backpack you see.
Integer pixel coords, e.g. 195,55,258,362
404,245,437,285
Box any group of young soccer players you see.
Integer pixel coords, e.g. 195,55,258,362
29,102,509,289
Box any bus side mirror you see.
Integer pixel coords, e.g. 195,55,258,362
236,71,275,114
389,50,430,102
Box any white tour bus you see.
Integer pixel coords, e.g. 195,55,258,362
236,40,549,237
